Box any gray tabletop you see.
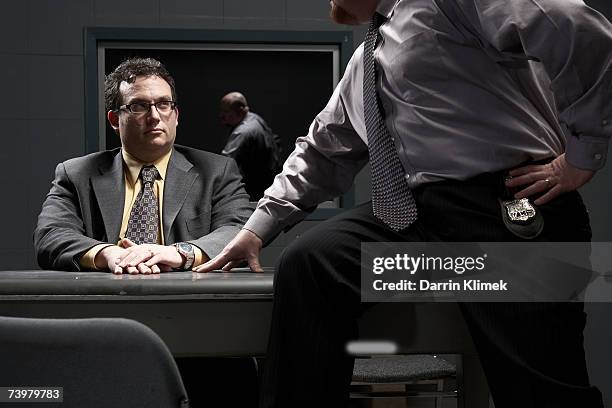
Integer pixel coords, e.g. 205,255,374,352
0,268,274,299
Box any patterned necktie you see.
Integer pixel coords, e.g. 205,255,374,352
125,165,159,244
364,12,417,231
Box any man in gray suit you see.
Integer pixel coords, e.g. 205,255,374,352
34,57,252,274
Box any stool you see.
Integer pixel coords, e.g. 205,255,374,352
351,355,459,408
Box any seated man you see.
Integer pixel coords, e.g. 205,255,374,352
34,57,252,273
33,57,257,408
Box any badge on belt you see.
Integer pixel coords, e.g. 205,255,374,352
499,197,544,239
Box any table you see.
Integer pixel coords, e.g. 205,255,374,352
0,269,489,408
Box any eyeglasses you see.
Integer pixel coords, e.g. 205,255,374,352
117,101,177,114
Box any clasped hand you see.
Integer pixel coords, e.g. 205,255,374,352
97,238,183,274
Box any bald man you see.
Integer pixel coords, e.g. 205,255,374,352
219,92,282,200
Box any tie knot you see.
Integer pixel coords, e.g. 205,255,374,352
369,12,385,31
140,165,158,184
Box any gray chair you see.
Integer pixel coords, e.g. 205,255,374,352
351,354,459,408
0,316,190,408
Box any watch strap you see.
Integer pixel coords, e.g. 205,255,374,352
173,242,195,270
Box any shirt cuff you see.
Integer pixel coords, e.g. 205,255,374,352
243,208,285,244
79,244,115,270
565,133,609,170
192,246,208,268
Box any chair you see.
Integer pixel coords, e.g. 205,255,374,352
351,354,459,408
0,316,190,408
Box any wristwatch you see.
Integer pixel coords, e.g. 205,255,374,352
173,242,195,270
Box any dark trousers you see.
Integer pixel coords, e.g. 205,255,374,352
259,175,604,408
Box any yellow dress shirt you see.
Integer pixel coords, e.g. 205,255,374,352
79,149,204,270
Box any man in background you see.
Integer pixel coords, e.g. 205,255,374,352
220,92,282,200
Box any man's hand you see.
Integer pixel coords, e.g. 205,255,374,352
115,239,183,274
95,245,129,274
505,154,594,205
192,229,263,273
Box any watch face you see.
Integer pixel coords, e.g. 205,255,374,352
177,242,192,253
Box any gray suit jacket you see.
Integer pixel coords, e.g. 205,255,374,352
34,145,252,271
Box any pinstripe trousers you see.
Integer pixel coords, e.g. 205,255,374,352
259,174,603,408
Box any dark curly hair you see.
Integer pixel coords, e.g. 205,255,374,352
104,57,177,112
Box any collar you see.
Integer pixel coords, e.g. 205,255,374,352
376,0,398,19
122,148,172,186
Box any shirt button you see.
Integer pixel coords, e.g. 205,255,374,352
603,119,609,126
594,153,603,160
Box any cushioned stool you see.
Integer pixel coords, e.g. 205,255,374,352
351,355,459,408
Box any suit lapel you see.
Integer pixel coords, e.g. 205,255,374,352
163,149,198,241
91,152,124,243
